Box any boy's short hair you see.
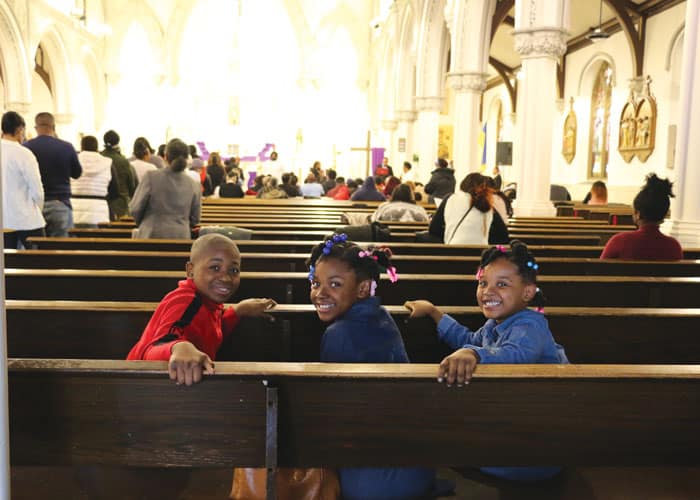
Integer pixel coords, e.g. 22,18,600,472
190,234,240,262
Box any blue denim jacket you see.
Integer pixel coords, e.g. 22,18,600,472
321,297,436,499
438,308,567,481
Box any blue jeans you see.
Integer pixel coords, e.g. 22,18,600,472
43,200,73,237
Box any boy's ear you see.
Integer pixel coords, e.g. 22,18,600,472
357,279,372,299
185,261,194,278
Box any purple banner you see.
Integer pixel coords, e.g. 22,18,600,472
371,148,385,175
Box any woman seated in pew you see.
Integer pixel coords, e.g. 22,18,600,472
600,174,682,260
428,172,509,245
405,239,568,482
306,233,442,499
127,233,277,384
128,138,201,240
583,180,608,205
370,183,430,223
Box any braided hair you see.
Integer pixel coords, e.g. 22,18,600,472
306,233,397,286
478,239,545,311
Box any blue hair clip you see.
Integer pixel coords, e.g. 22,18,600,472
527,261,539,270
322,233,348,255
308,264,315,282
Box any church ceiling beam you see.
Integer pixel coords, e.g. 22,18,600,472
490,0,514,44
488,56,516,112
605,0,645,76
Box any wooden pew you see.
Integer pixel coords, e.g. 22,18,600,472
7,249,700,276
10,360,700,499
7,301,700,364
66,228,605,246
27,237,700,259
6,269,700,306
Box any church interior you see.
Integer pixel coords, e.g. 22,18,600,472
2,1,700,499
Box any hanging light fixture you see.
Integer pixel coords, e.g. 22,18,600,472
586,0,610,42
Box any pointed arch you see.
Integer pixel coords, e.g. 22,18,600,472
33,25,74,115
396,2,417,112
666,24,684,72
416,0,448,99
0,2,31,106
578,52,617,96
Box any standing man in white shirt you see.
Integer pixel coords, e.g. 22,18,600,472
1,111,45,248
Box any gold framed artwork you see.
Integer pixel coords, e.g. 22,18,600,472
562,97,577,164
438,124,453,161
618,76,657,163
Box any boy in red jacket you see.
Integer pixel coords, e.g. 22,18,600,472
127,233,276,385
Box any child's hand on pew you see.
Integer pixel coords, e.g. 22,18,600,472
404,300,444,324
438,348,480,387
233,298,278,321
169,341,215,386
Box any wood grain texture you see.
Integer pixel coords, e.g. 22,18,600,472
7,302,700,363
9,360,700,468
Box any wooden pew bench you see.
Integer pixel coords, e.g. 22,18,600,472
9,360,700,499
65,228,605,246
27,237,700,259
7,301,700,364
6,269,700,307
8,249,700,276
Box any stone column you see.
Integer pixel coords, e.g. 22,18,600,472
54,113,78,146
5,102,31,116
381,119,399,166
512,27,567,216
668,0,700,247
414,96,442,182
447,72,487,181
395,109,417,171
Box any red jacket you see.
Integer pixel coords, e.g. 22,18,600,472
127,278,239,361
326,184,350,200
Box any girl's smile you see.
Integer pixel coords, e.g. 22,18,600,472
310,257,369,322
476,259,535,323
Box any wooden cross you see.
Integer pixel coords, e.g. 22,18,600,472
351,130,372,177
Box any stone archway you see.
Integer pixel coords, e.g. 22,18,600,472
0,2,31,110
33,25,74,119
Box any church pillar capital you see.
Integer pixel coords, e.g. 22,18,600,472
447,72,488,93
381,119,398,131
395,109,417,122
105,72,121,86
414,96,443,112
5,101,31,114
54,113,75,125
513,28,567,60
628,76,645,94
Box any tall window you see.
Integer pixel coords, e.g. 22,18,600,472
588,62,613,178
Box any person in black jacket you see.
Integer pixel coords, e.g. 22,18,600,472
424,158,455,205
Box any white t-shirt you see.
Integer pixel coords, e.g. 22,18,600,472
1,138,45,230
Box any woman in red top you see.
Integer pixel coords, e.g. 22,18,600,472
600,174,682,260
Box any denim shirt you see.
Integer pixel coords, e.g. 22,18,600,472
320,297,436,499
438,307,568,481
437,308,568,364
320,296,409,364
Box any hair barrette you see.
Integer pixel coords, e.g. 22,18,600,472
535,306,545,314
370,280,378,296
526,261,539,270
307,265,315,282
475,267,484,280
496,244,507,253
387,266,399,283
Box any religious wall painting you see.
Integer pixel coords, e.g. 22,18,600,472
438,124,453,161
618,77,657,163
562,97,577,164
